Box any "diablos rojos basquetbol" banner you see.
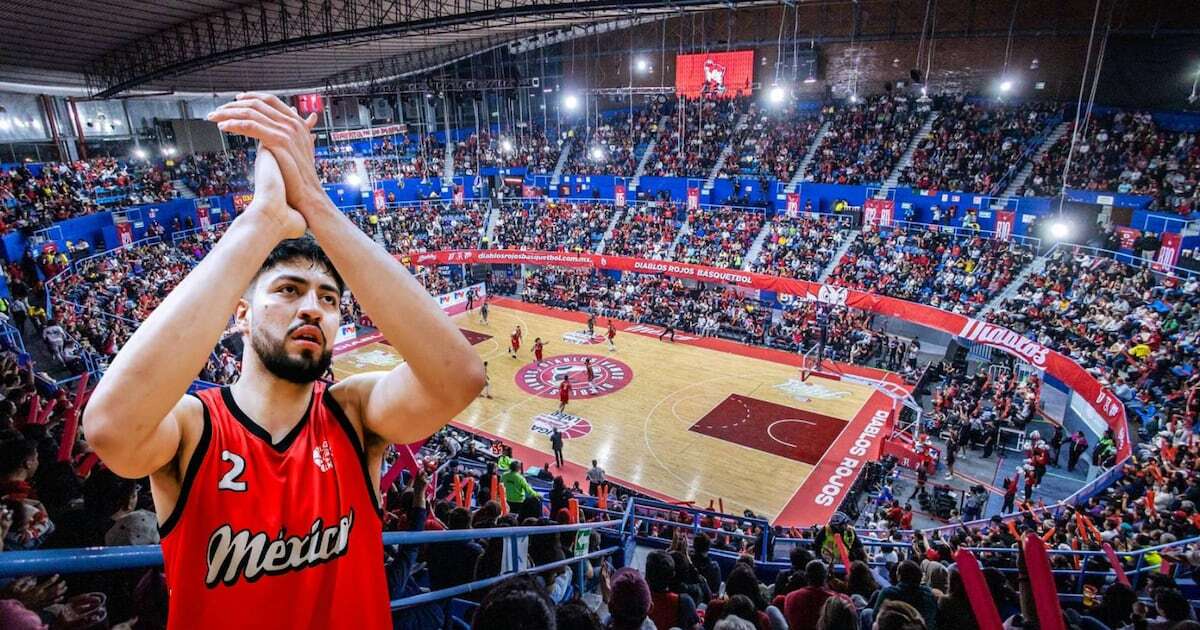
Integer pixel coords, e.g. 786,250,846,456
404,249,1129,459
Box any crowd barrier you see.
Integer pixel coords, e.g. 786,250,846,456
0,515,630,612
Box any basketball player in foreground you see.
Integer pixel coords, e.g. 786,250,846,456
82,93,485,629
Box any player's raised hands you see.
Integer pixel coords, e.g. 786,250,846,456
247,149,307,241
207,92,326,214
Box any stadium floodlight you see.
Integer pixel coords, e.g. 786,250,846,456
563,93,581,111
346,173,363,187
161,146,176,157
768,85,788,105
999,79,1014,93
635,57,651,74
133,148,147,160
848,94,860,104
500,139,514,153
1049,220,1070,240
589,146,605,162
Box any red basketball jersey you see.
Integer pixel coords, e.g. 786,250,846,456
159,382,390,630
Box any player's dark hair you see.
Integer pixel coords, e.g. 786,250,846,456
253,235,345,295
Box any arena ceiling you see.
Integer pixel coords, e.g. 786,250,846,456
0,0,782,97
2,0,1196,99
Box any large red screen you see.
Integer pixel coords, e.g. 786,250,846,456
674,50,755,98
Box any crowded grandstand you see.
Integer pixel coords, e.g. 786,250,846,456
0,1,1198,629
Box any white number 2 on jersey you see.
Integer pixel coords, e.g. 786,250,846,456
218,450,248,492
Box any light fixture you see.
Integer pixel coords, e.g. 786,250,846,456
768,85,787,105
803,76,817,84
500,139,514,153
848,94,860,104
1049,220,1070,240
589,146,605,162
346,172,363,187
161,146,176,157
635,57,651,74
133,148,147,160
563,93,580,111
999,79,1014,93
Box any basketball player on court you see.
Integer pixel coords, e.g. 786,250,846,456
532,336,548,364
83,94,485,630
607,319,617,352
586,311,596,336
479,361,493,399
556,377,571,415
584,357,595,382
480,296,489,325
508,324,522,358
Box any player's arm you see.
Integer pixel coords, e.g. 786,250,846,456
83,152,306,478
209,94,484,444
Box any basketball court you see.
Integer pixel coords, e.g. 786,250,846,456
333,296,899,526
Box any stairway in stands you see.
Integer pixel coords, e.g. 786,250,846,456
784,120,833,193
170,179,198,200
817,231,860,283
978,252,1049,317
740,220,774,271
875,110,939,199
548,137,573,188
595,208,627,255
702,111,751,194
630,114,671,190
993,120,1071,203
483,202,501,247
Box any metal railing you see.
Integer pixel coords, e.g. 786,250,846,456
1044,241,1200,279
874,218,1043,252
0,515,630,613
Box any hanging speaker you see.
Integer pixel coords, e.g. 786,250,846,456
910,69,923,84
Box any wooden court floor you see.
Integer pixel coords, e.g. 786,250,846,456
332,299,885,519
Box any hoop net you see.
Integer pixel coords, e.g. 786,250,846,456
799,345,844,382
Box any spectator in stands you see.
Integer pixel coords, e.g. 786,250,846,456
874,600,928,630
785,559,846,630
871,560,938,629
644,550,700,630
427,506,483,591
605,567,655,630
816,595,860,630
471,575,555,630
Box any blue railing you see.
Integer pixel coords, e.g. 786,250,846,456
0,514,631,613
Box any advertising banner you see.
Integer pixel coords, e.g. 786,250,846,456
862,199,894,227
452,185,465,207
115,221,133,247
1155,232,1182,271
995,211,1015,241
786,193,800,217
373,188,387,211
687,187,700,211
1114,226,1141,250
615,184,627,208
330,124,406,142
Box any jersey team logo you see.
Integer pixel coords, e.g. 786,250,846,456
530,412,593,439
515,354,633,399
312,441,333,472
562,330,605,345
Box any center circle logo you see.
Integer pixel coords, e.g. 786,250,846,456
515,354,633,399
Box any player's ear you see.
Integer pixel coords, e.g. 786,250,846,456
234,297,252,336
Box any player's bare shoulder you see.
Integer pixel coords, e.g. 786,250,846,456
149,395,206,488
328,374,388,451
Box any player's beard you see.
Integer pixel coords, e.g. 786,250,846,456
250,323,332,384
